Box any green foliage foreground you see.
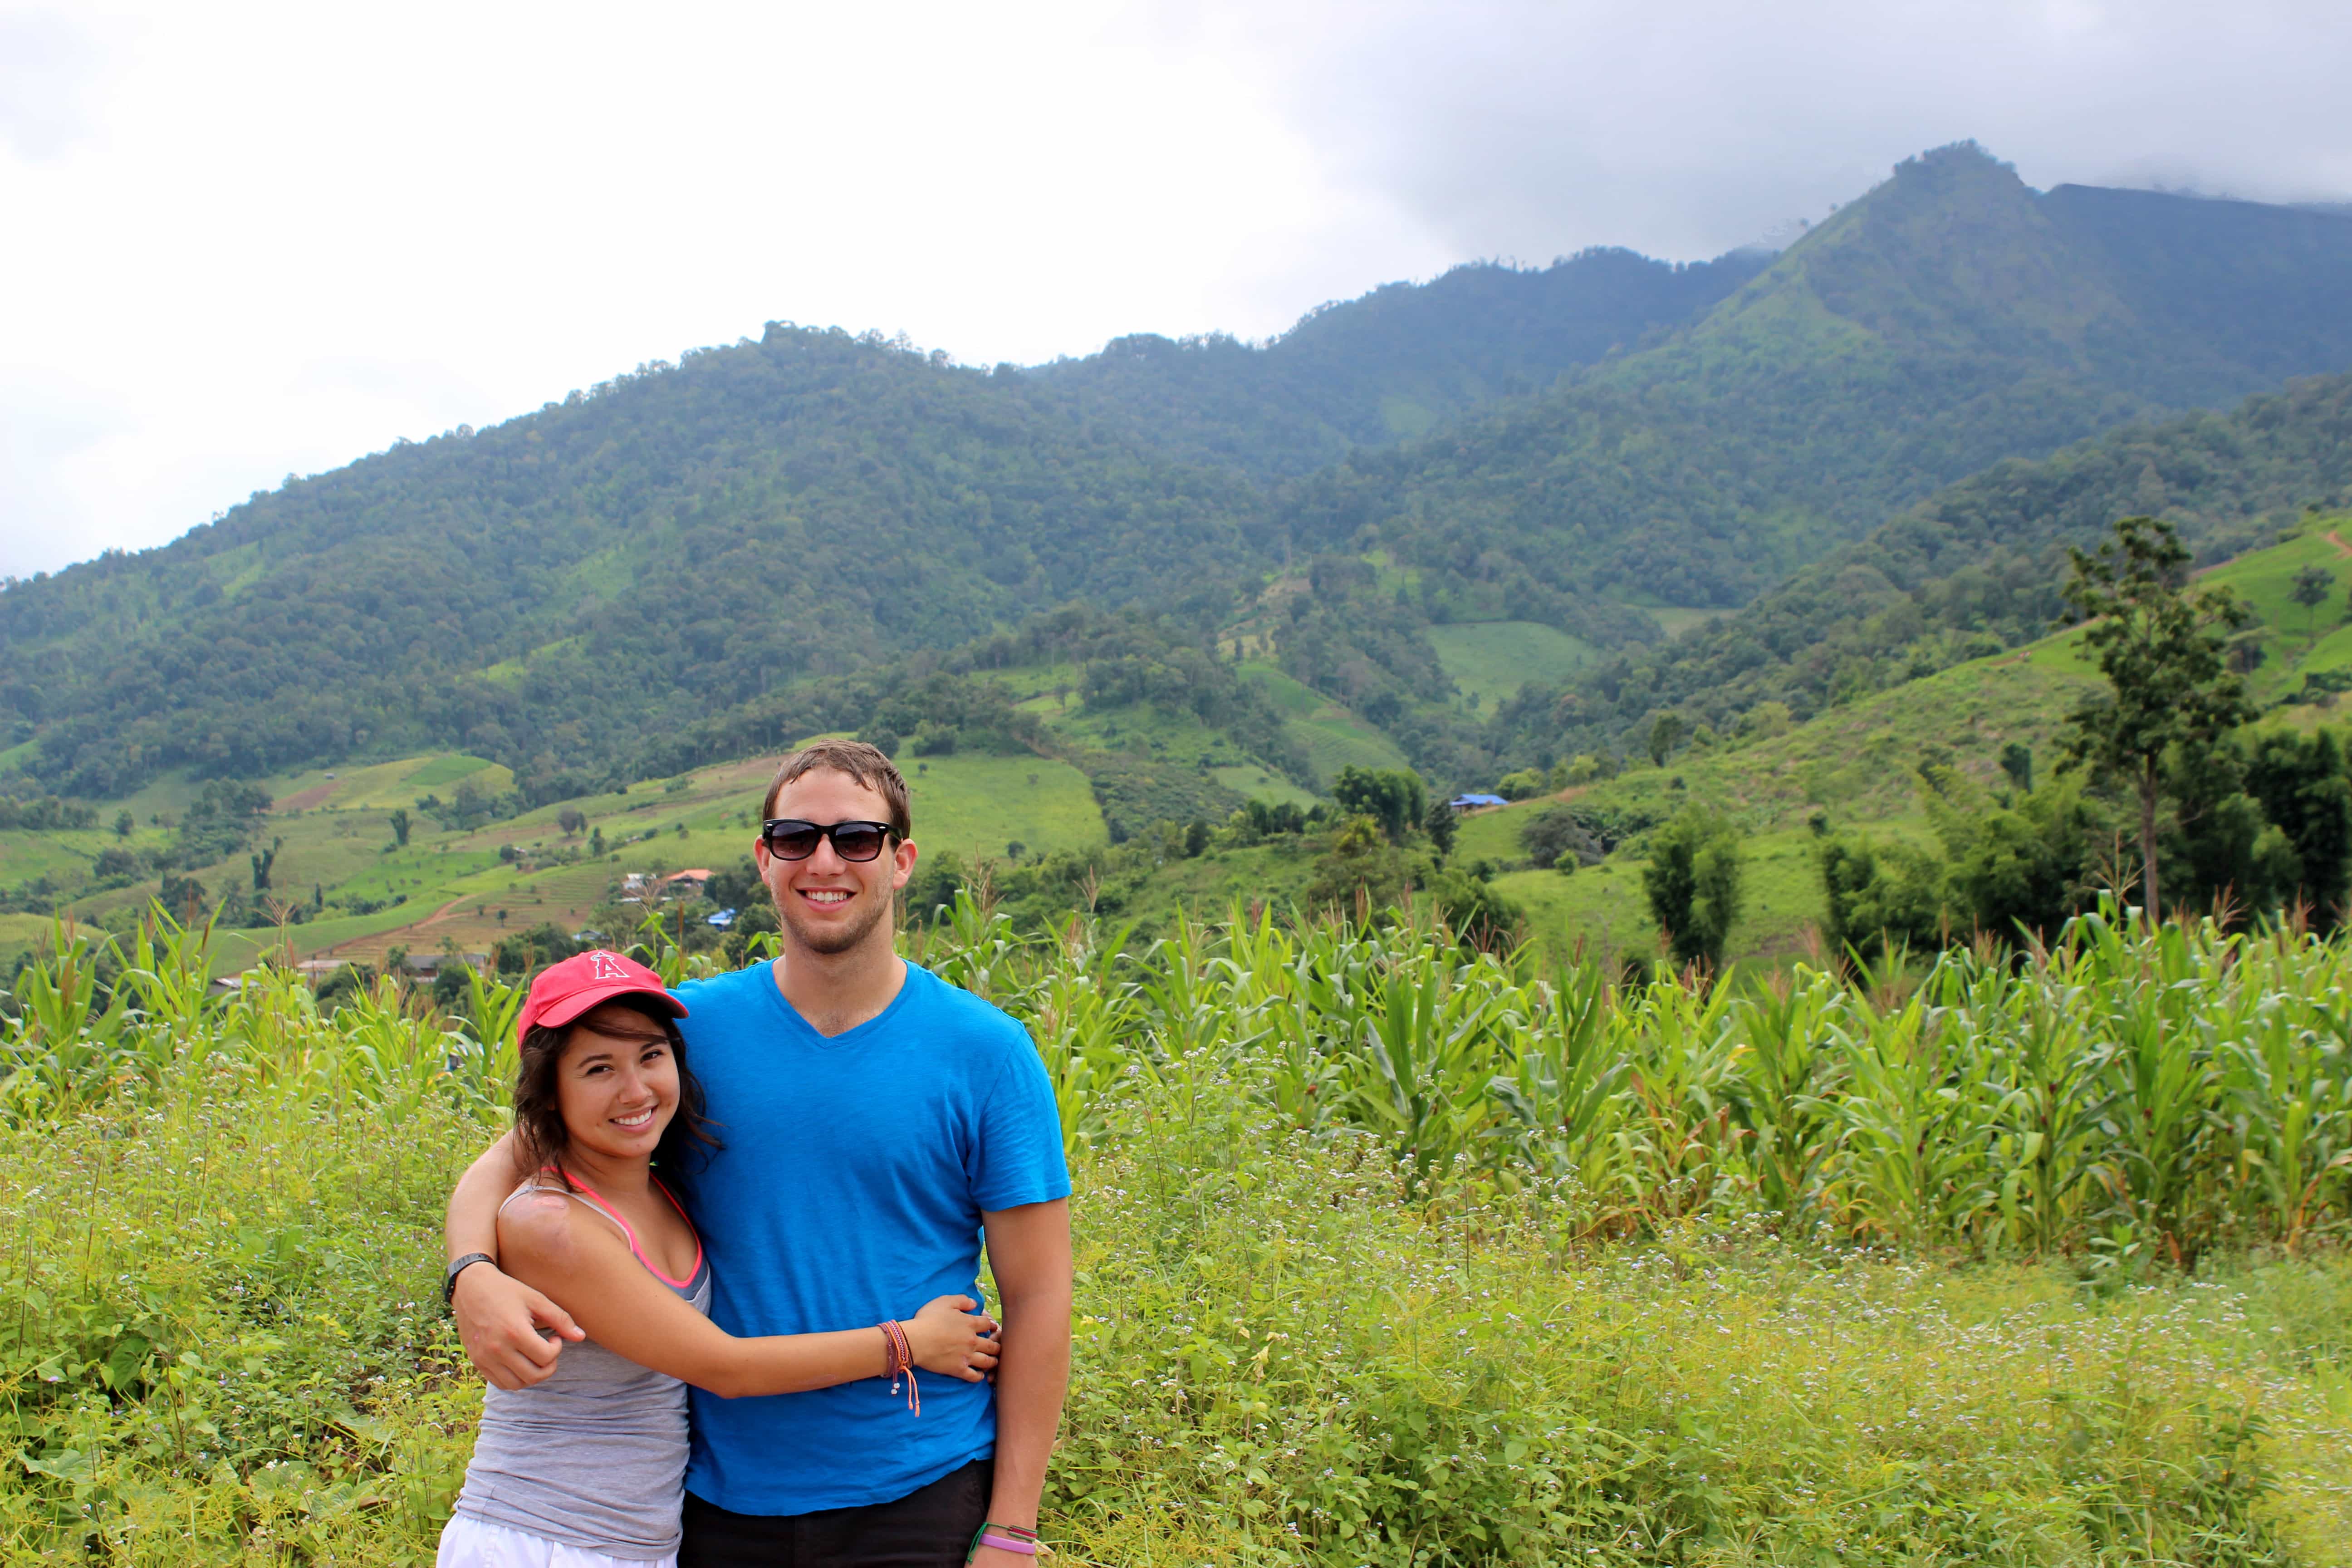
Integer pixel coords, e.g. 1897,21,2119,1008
6,910,2352,1561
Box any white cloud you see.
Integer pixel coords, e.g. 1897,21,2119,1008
0,8,106,159
0,0,1446,576
1231,0,2352,262
2,0,2347,577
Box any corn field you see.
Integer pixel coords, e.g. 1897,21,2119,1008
9,905,2352,1562
8,897,2352,1269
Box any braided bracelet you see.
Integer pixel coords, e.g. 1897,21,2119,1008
878,1319,920,1415
968,1522,1040,1560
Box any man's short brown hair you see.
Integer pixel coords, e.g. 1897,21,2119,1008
760,739,912,841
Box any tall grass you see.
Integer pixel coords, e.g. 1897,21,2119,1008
3,905,2352,1561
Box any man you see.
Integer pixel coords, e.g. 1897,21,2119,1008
446,739,1073,1568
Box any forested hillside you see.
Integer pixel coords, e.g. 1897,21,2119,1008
1,329,1278,797
1511,371,2352,756
0,254,1779,799
1028,246,1768,476
1275,146,2352,654
4,141,2349,806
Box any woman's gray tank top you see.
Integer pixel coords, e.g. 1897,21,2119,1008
451,1181,712,1560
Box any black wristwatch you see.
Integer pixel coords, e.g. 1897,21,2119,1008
445,1253,495,1309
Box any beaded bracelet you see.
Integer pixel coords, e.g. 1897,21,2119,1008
968,1521,1040,1560
878,1319,920,1415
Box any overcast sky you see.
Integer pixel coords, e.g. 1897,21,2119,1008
4,0,2348,578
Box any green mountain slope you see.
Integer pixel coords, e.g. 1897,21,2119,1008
1276,145,2352,647
0,252,1767,801
6,142,2349,810
1029,247,1768,476
1451,524,2352,965
1534,373,2352,751
0,329,1272,798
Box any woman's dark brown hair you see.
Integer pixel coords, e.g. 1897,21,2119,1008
512,995,719,1189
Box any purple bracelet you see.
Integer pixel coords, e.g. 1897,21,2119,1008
969,1523,1041,1559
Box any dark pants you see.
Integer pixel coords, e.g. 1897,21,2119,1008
678,1460,991,1568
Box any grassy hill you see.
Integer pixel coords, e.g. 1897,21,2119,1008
4,598,1448,968
1449,644,2093,966
0,744,1119,973
1426,620,1598,713
1459,522,2352,966
1240,662,1412,782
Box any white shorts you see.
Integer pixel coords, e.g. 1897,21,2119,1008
436,1513,678,1568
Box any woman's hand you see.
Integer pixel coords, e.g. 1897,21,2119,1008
902,1294,1000,1382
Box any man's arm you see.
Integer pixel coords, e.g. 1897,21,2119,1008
974,1198,1072,1564
444,1130,584,1390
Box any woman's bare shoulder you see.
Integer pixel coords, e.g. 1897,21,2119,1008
497,1187,621,1272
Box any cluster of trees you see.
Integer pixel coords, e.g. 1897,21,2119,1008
1298,767,1525,945
1061,612,1312,786
175,780,272,865
38,781,281,917
1822,519,2352,956
1823,729,2352,956
413,778,525,831
1518,802,1659,870
1262,557,1459,771
0,797,98,831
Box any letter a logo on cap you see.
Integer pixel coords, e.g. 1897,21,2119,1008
517,948,687,1045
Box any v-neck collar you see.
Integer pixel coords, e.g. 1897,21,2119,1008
760,956,917,1049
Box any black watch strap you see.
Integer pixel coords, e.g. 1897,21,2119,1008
444,1252,495,1309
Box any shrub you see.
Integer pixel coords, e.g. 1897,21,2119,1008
1519,804,1603,870
1494,768,1547,801
1818,834,1945,960
1641,808,1745,970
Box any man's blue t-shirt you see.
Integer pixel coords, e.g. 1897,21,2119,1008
671,960,1070,1515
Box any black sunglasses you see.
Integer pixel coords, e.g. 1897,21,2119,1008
760,818,895,862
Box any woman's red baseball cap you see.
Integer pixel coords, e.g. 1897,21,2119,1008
517,950,688,1045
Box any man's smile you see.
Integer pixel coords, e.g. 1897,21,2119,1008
799,887,854,906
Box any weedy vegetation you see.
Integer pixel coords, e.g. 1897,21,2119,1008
3,903,2352,1562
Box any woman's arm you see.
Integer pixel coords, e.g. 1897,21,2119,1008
499,1194,1000,1399
446,1131,583,1389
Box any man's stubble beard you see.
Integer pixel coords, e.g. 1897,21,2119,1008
773,885,895,957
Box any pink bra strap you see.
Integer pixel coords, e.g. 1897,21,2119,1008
540,1170,702,1289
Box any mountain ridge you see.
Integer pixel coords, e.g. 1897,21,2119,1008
6,142,2351,803
1256,145,2352,728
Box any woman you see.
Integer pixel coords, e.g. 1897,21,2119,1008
438,951,999,1568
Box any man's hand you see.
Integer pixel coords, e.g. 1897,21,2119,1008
451,1263,584,1390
